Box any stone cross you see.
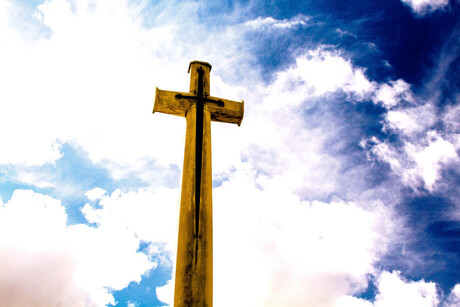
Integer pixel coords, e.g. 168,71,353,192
153,61,244,306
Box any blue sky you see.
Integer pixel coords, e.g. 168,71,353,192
0,0,459,306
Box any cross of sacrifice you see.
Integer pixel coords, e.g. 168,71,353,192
153,61,244,306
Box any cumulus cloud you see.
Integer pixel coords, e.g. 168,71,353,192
404,131,457,189
364,131,457,191
0,188,175,306
0,248,93,307
264,48,374,105
361,74,459,191
156,280,174,306
373,79,414,108
373,271,439,307
400,0,450,15
85,187,107,202
0,190,90,306
337,271,442,307
361,63,459,192
0,190,90,305
384,104,437,135
446,284,460,307
81,187,179,251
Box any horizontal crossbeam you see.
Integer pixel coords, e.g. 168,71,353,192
153,88,244,126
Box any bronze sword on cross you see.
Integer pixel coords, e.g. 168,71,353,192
174,67,225,236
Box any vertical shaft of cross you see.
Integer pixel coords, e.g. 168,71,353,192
174,62,213,306
153,60,243,306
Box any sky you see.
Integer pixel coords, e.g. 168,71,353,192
0,0,459,306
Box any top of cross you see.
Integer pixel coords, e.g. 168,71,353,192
153,61,244,126
188,61,212,73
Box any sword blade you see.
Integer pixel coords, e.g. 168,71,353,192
195,67,204,238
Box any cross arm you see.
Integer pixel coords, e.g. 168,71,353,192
153,88,195,118
153,87,244,126
206,96,244,126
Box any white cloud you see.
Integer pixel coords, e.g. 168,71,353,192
0,248,93,307
245,14,310,30
442,103,460,149
85,187,107,201
264,48,374,106
335,271,442,307
156,280,173,306
374,79,414,108
446,284,460,307
81,187,179,251
0,189,92,305
373,271,439,307
0,190,67,252
385,104,436,135
400,0,449,15
342,271,454,307
364,79,459,191
14,169,56,189
405,131,457,189
0,189,169,306
365,131,457,191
